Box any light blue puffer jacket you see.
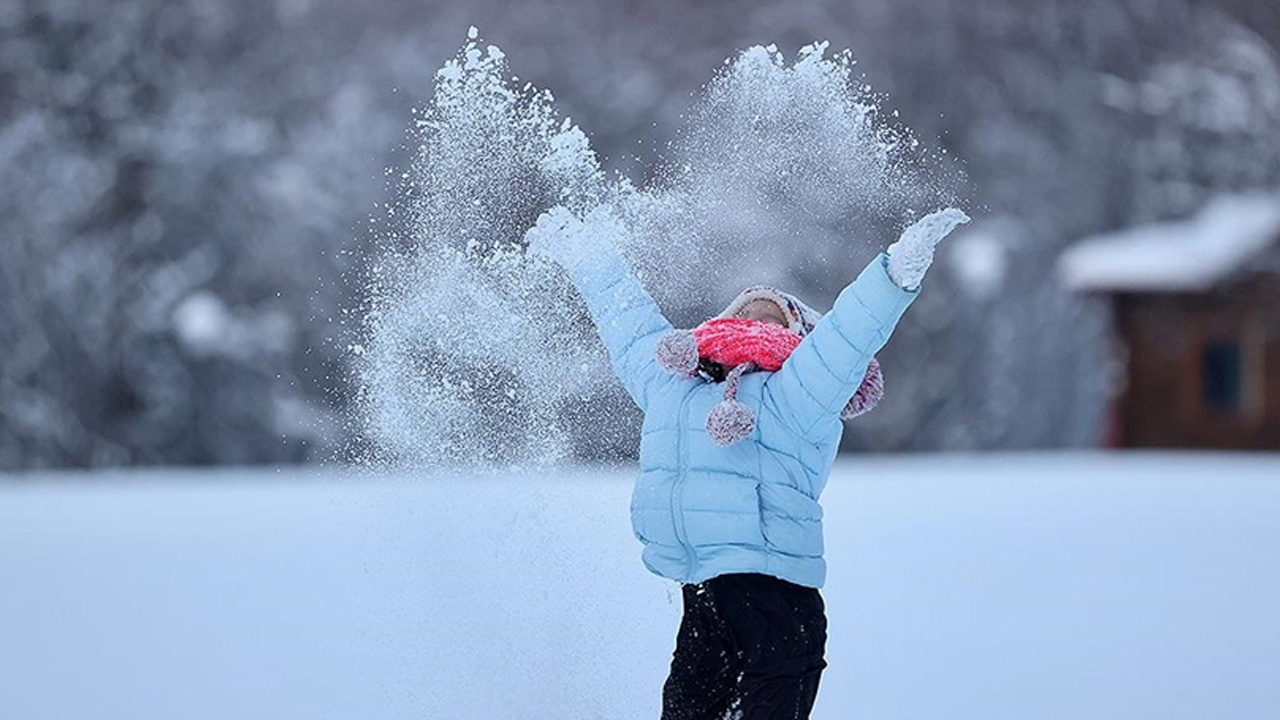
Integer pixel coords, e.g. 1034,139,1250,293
566,241,918,589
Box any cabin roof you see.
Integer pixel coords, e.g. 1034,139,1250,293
1059,191,1280,292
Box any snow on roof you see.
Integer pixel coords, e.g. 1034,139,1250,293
1059,191,1280,292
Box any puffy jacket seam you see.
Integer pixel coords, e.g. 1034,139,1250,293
847,285,881,323
750,546,824,560
789,372,830,424
805,331,862,414
758,395,826,453
684,466,758,481
807,335,841,383
752,436,822,479
613,323,668,365
827,312,875,369
761,510,822,522
612,327,672,407
695,541,770,550
679,547,823,561
573,255,621,293
797,346,875,439
755,426,765,518
826,312,873,360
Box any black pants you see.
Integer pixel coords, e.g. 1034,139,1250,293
660,573,827,720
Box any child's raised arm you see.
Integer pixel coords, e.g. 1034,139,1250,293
525,206,678,411
763,209,970,442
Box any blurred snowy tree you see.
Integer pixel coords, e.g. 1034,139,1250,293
0,0,402,466
1,0,1277,467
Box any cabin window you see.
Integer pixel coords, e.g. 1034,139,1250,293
1202,341,1242,410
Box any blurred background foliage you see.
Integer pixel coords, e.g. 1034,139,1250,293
1,0,1278,469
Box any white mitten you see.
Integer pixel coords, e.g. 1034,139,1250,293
524,205,623,274
886,208,971,291
525,205,584,268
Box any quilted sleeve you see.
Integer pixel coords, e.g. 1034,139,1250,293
562,237,677,412
762,253,919,442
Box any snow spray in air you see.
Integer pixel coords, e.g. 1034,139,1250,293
615,41,957,307
350,31,961,469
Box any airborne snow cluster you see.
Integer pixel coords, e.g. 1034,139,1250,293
354,32,957,468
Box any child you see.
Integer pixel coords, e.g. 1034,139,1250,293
525,205,969,720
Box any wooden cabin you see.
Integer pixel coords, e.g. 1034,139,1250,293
1059,192,1280,450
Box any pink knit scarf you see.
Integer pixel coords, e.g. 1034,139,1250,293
654,316,885,446
691,317,802,373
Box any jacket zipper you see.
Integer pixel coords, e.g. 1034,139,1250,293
672,389,696,579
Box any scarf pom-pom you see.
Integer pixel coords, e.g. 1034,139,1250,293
707,399,756,446
840,358,885,419
655,330,699,375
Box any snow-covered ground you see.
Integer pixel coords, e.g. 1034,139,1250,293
2,453,1278,720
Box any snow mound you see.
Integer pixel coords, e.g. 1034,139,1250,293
2,454,1279,719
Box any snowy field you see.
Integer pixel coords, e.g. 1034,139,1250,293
2,453,1278,720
